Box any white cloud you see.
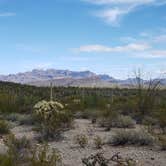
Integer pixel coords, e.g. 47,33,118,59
74,42,166,58
0,12,16,17
95,7,132,25
83,0,166,25
74,43,150,53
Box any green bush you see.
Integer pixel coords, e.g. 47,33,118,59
110,129,154,146
0,120,9,134
34,100,73,139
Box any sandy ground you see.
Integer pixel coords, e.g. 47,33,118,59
1,119,166,166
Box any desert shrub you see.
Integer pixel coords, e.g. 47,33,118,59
111,115,136,128
18,114,35,125
3,134,30,166
82,152,137,166
0,153,13,166
98,112,135,130
4,134,30,152
30,144,62,166
142,116,158,126
133,70,160,122
110,129,154,146
1,135,62,166
33,100,73,139
75,109,100,120
74,134,88,148
0,119,9,134
158,135,166,150
157,109,166,129
82,152,110,166
5,113,35,125
5,113,21,122
98,109,119,130
93,136,103,149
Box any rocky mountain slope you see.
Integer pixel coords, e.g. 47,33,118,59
0,69,165,87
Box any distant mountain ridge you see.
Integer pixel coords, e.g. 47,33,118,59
0,69,97,84
0,69,165,87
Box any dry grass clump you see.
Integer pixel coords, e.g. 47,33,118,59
74,134,88,148
93,136,103,149
1,134,62,166
98,113,135,131
18,114,35,125
111,115,136,128
5,113,21,122
4,134,30,154
1,134,30,166
5,113,35,126
30,144,62,166
110,129,154,146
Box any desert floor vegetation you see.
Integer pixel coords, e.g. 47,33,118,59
0,81,166,165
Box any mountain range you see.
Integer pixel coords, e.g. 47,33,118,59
0,69,165,87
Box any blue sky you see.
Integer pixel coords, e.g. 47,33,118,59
0,0,166,79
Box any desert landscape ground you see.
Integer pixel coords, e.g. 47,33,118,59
0,118,165,166
0,79,165,166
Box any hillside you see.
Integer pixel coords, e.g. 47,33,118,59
0,69,165,87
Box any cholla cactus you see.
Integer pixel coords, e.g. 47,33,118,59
33,100,72,139
34,100,64,121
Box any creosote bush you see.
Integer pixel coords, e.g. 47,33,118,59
34,100,73,139
98,111,135,130
110,129,154,146
74,134,88,148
